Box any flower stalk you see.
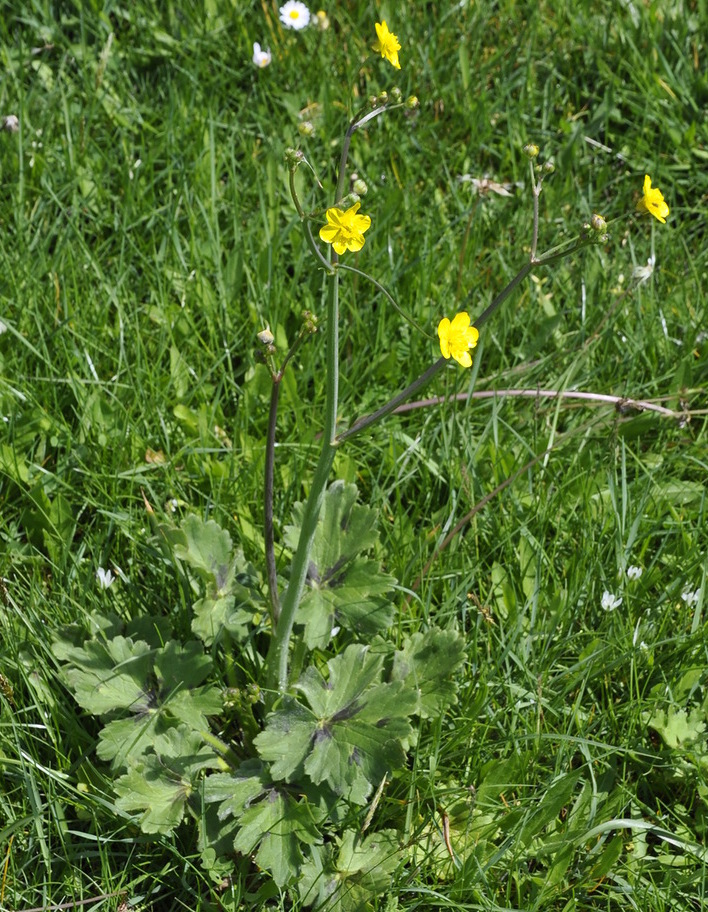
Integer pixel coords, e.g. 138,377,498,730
265,258,339,699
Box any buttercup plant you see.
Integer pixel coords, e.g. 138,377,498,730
52,17,670,908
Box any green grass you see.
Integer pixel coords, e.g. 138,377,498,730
1,0,707,909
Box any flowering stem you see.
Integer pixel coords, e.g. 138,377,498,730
471,262,533,329
288,169,334,273
264,379,280,622
337,229,593,445
335,358,446,445
530,161,542,262
263,327,314,625
336,107,388,203
336,262,431,338
265,263,339,699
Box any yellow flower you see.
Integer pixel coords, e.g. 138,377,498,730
636,174,669,223
437,312,479,368
319,201,371,255
373,21,401,70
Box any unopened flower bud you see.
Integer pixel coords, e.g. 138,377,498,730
352,178,368,196
315,10,330,30
590,213,607,233
390,86,402,103
302,309,318,333
580,222,592,240
542,159,555,174
523,143,540,159
257,326,275,345
2,115,19,133
337,192,360,210
405,95,419,110
369,95,378,108
284,147,304,168
376,91,389,106
298,120,315,137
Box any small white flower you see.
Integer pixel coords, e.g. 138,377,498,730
252,41,272,68
601,590,622,612
279,1,311,30
96,567,115,589
632,256,655,285
626,566,643,581
681,588,701,607
2,115,19,132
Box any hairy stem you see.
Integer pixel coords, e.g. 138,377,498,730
265,270,339,698
264,378,281,622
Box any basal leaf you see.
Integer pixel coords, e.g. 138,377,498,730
254,698,316,781
174,515,234,589
114,726,218,834
296,645,385,716
170,514,263,646
286,482,397,646
298,558,396,648
257,646,416,804
165,685,223,731
391,629,466,718
154,639,213,691
191,593,253,646
59,636,154,715
285,481,379,567
336,828,401,888
646,705,706,749
97,713,163,768
233,790,323,888
300,830,402,911
207,760,269,820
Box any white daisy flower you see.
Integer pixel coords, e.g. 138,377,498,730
601,590,622,612
626,566,643,581
252,42,272,68
279,1,311,30
96,567,115,589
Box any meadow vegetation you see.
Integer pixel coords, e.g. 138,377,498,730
0,1,707,910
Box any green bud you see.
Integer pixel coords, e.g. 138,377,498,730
302,309,318,334
523,143,540,159
298,120,315,137
405,95,419,110
390,86,402,103
352,178,368,196
376,91,389,106
542,159,555,174
284,147,304,168
337,192,360,209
